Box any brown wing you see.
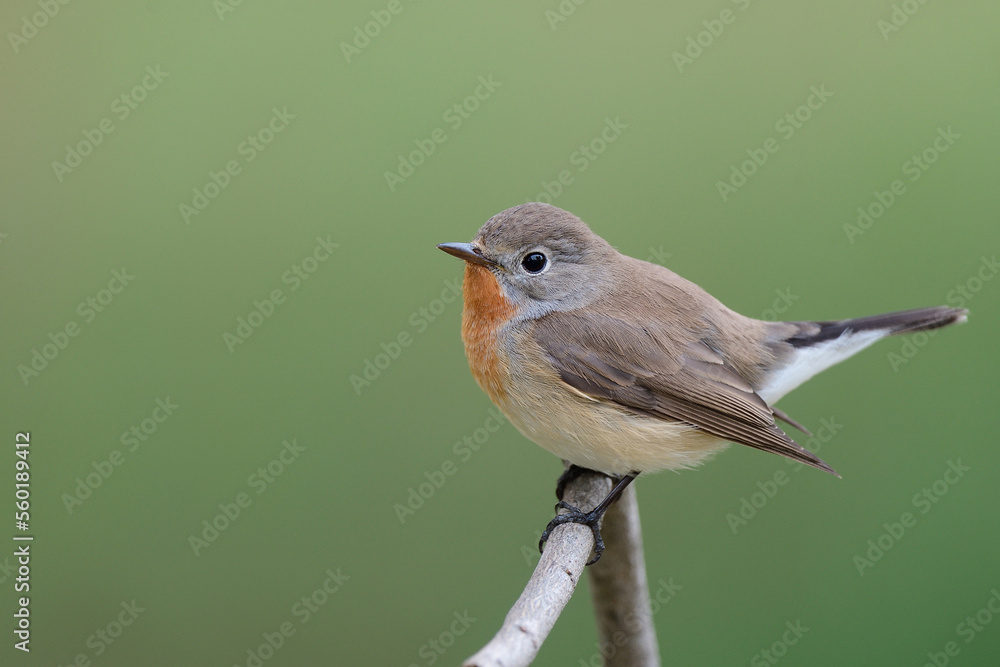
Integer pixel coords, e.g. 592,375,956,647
533,311,837,475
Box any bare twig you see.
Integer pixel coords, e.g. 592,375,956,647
587,485,660,666
464,469,659,667
463,470,611,667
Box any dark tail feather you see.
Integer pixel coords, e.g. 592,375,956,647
786,306,968,349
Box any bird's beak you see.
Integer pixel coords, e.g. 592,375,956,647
437,242,500,269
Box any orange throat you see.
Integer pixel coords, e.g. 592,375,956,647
460,263,517,404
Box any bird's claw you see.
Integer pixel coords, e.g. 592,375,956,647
538,500,606,565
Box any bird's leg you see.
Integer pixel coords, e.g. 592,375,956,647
539,471,638,565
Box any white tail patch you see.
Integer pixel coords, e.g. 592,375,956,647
759,330,887,404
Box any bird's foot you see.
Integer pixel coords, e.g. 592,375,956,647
538,500,606,565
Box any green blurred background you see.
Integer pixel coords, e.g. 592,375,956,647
2,1,998,665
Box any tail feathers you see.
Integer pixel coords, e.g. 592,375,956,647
786,306,968,349
759,306,967,405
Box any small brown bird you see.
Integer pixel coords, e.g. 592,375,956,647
438,203,966,562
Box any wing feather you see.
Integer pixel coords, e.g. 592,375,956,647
534,312,837,475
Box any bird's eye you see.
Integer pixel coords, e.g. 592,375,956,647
521,252,548,274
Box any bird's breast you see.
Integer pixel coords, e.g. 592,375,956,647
460,264,518,403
